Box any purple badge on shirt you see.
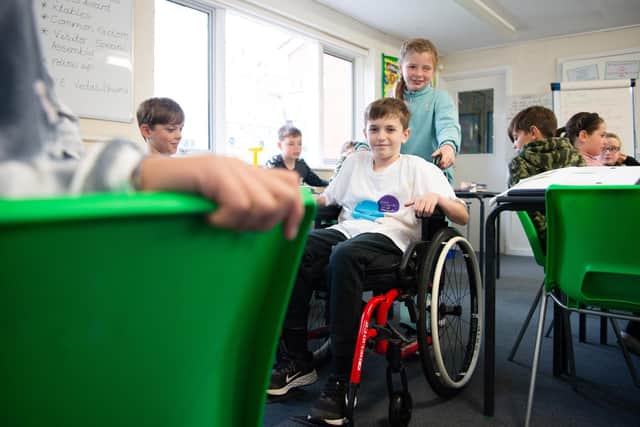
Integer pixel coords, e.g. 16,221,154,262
378,195,400,213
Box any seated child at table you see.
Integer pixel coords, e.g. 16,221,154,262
267,97,468,425
508,106,585,249
136,97,185,156
266,124,329,187
601,132,639,166
330,140,370,181
557,112,607,166
0,0,303,238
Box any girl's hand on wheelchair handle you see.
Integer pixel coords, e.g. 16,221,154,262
432,144,455,169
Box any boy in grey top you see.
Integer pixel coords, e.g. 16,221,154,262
0,0,304,237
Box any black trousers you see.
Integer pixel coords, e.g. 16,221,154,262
283,228,402,376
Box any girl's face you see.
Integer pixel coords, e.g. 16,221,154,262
578,122,607,157
142,122,184,155
401,51,435,92
601,136,621,165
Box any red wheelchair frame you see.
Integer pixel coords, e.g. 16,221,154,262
307,207,483,427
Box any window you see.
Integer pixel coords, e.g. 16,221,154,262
154,0,211,153
458,89,494,154
225,12,355,166
154,3,358,163
323,52,353,162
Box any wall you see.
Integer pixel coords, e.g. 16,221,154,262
440,26,640,255
76,0,402,147
442,26,640,95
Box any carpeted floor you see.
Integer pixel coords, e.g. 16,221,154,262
263,255,640,427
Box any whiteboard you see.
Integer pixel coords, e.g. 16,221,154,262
35,0,133,123
552,80,637,158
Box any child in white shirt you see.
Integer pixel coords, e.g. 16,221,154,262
267,97,468,425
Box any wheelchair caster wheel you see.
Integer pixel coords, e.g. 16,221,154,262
388,391,412,427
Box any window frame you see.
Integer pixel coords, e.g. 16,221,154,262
154,0,215,152
320,48,356,166
155,0,363,165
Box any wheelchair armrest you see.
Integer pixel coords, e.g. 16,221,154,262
315,204,342,229
418,206,448,242
398,241,431,288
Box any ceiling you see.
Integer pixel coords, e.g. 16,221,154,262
314,0,640,55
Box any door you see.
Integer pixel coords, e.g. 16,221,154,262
440,68,531,256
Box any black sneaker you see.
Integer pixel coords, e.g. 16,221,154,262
309,375,349,426
268,355,318,396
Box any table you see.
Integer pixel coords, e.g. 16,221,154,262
482,189,573,416
455,190,499,280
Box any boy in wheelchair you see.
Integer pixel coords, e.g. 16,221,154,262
268,98,469,425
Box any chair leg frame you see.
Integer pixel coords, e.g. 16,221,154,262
609,318,640,388
526,293,640,426
525,291,548,427
508,281,544,362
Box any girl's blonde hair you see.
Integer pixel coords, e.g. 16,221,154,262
394,38,439,100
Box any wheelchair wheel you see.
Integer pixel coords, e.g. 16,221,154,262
388,391,412,427
416,228,482,397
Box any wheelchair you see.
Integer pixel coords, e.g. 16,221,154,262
306,204,483,427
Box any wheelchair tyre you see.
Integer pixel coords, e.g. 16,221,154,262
388,391,412,427
416,228,483,397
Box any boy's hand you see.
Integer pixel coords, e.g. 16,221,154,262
139,155,304,240
315,194,327,207
432,144,455,169
405,193,440,217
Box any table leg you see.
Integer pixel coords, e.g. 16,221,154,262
496,215,501,279
479,199,485,280
483,207,503,417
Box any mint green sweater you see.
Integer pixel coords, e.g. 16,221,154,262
401,85,461,183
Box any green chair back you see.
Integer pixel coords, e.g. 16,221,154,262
516,210,546,268
545,185,640,311
0,191,316,427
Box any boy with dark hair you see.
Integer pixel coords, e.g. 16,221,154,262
136,97,185,155
266,124,329,187
268,98,468,425
507,105,585,248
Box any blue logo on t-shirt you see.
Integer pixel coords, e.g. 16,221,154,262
352,195,400,221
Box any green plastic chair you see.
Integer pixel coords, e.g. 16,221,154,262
525,185,640,427
0,191,316,427
507,211,546,361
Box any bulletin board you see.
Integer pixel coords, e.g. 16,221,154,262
35,0,134,122
558,48,640,82
382,54,400,98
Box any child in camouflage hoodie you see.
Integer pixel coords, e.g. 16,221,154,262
507,106,585,250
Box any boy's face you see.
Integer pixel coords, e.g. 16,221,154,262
512,129,536,150
278,135,302,161
401,51,435,92
601,137,621,165
140,122,184,155
363,115,410,162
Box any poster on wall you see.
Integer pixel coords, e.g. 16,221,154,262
382,54,400,98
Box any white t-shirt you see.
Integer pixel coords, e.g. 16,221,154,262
323,152,461,252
